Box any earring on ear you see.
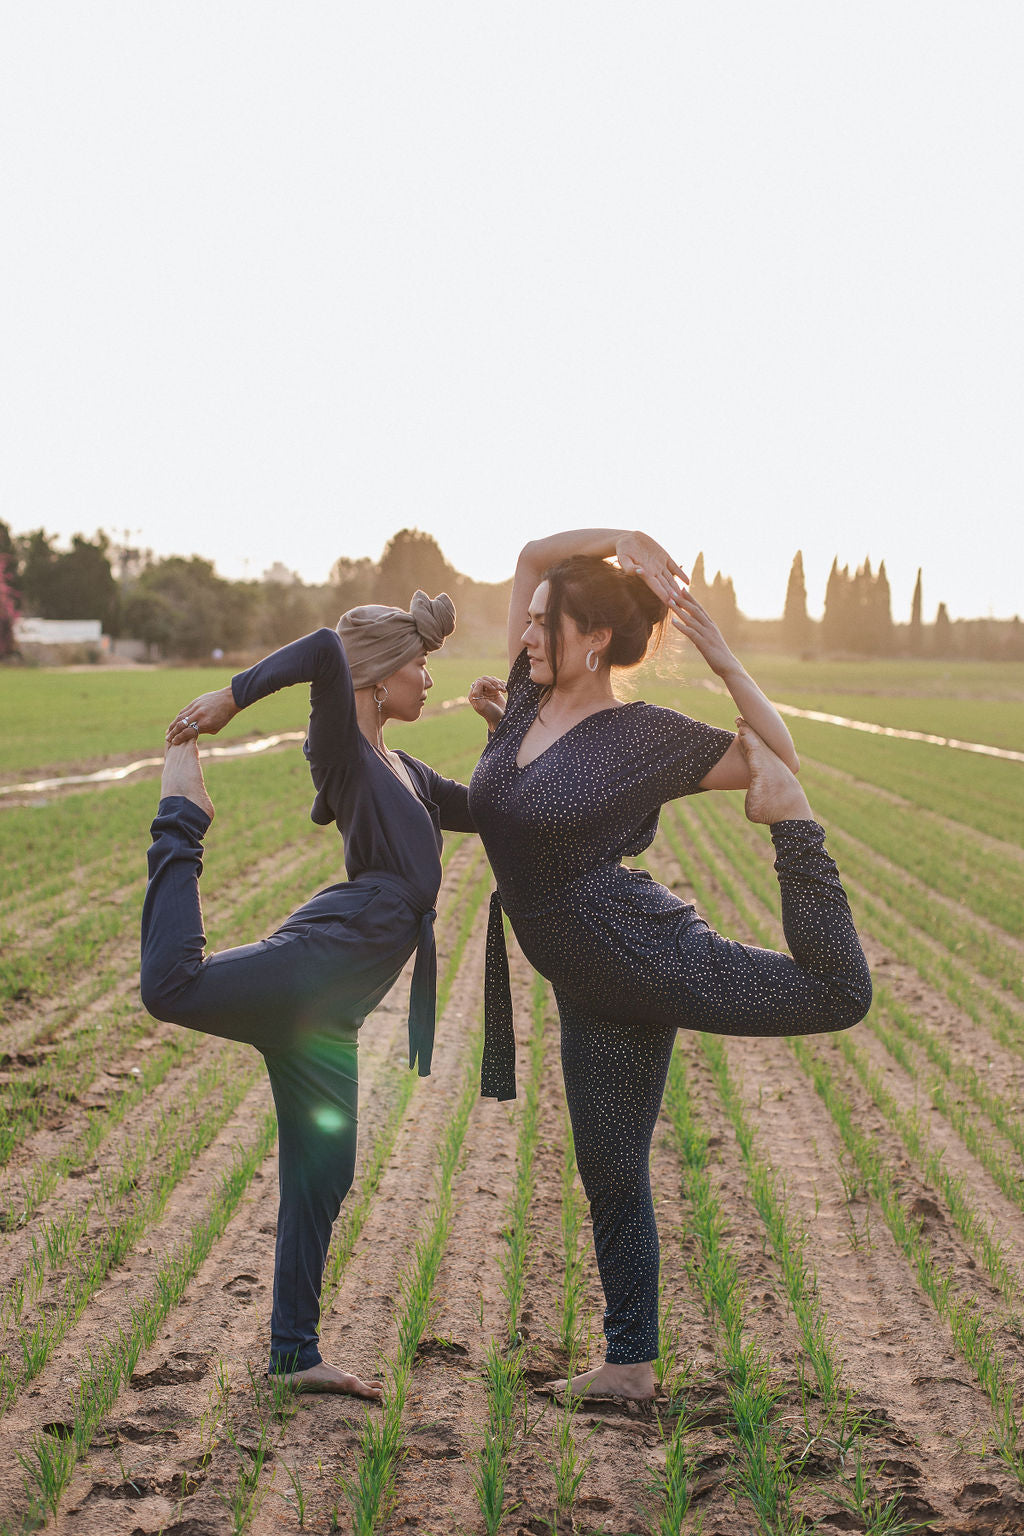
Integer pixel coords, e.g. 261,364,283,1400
585,649,600,673
373,682,389,745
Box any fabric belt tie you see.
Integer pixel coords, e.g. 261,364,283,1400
355,872,437,1078
407,907,438,1077
481,890,517,1101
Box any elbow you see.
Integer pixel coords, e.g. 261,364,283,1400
517,541,546,579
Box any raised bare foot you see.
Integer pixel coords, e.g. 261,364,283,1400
271,1360,384,1399
541,1360,655,1401
161,741,215,821
736,719,813,825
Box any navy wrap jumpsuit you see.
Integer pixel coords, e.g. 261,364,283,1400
140,628,474,1373
469,649,871,1366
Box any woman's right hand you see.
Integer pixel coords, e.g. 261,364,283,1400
615,532,689,607
166,686,239,744
468,676,507,731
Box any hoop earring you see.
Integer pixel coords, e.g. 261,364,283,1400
585,649,600,673
373,683,389,743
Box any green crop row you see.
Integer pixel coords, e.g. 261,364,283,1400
9,1107,279,1529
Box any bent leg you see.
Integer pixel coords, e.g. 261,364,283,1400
691,819,871,1037
265,1035,359,1373
559,998,675,1366
140,795,304,1048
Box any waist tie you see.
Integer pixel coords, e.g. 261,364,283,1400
357,873,437,1078
481,890,517,1102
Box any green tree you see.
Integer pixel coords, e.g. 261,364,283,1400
873,560,894,654
376,529,454,606
908,568,923,655
781,551,813,654
0,558,17,658
16,529,58,612
0,521,20,600
41,533,119,634
932,600,954,658
820,558,851,652
330,555,378,616
121,556,251,658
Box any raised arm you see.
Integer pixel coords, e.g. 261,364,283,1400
670,589,800,789
166,629,358,761
506,529,688,669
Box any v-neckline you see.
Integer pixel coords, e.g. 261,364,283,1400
514,701,637,772
367,738,427,807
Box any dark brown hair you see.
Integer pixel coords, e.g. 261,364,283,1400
540,555,667,700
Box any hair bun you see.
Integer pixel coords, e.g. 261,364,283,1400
624,573,668,624
410,590,456,650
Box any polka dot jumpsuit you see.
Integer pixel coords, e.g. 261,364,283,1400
468,650,872,1365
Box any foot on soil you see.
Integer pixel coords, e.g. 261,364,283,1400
541,1361,655,1401
161,741,215,821
270,1360,385,1399
735,718,812,825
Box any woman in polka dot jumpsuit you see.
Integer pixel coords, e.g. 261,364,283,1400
467,529,872,1402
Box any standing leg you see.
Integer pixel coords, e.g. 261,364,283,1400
263,1034,381,1395
140,744,383,1397
545,998,675,1400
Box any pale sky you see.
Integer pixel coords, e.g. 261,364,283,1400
2,4,1021,620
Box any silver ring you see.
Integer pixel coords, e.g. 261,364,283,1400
189,721,200,733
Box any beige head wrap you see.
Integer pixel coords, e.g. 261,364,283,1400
336,590,456,689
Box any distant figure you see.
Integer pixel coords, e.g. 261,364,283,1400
140,594,475,1397
468,528,872,1403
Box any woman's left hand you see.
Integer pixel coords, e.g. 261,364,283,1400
670,589,740,678
615,531,688,607
166,686,238,744
468,676,507,730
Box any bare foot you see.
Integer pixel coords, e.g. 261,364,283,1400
736,720,812,825
271,1360,384,1399
542,1361,655,1401
161,741,215,821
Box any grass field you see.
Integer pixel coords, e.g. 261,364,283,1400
1,653,1023,1534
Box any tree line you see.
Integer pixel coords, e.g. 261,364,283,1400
1,521,1020,662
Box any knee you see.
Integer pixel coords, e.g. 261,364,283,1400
575,1148,649,1210
827,963,873,1032
139,961,194,1025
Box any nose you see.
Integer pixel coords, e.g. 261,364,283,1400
424,671,433,690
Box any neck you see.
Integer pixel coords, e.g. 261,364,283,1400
354,688,388,750
545,670,616,715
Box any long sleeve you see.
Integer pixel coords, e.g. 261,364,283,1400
232,628,360,768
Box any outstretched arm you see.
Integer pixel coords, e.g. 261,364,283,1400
670,590,799,789
165,629,358,762
506,529,688,669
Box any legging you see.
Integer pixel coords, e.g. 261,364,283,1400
552,819,872,1364
140,795,402,1373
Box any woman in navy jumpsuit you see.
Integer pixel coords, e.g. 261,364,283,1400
467,530,872,1402
141,613,473,1396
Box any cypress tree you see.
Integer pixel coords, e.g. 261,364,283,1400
875,560,894,653
821,558,850,652
781,551,813,654
909,568,923,654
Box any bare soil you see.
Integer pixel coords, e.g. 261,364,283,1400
3,791,1024,1533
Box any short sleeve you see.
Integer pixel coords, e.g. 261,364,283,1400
404,759,476,833
639,705,735,805
486,647,538,745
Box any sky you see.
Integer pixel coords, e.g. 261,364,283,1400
2,4,1021,621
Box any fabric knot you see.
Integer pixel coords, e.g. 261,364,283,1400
480,890,517,1100
407,908,438,1077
